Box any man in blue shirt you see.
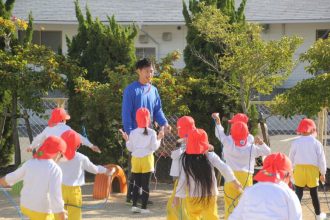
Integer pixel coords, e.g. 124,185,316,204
122,58,171,204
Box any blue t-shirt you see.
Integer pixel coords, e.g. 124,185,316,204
122,81,168,134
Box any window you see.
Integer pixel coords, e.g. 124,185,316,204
316,29,330,40
18,30,62,53
135,47,156,59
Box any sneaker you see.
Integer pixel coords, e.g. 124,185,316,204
131,206,141,213
140,208,151,214
316,212,327,220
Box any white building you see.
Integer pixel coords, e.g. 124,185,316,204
12,0,330,88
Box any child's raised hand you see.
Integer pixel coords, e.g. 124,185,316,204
208,144,214,152
211,113,221,125
157,130,165,140
119,129,129,142
254,136,264,145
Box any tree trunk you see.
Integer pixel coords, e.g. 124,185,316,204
12,91,21,166
23,110,33,143
239,75,248,114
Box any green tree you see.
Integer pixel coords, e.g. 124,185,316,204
192,5,302,114
65,1,138,165
0,43,65,165
0,5,65,165
66,0,137,83
272,38,330,117
182,0,247,147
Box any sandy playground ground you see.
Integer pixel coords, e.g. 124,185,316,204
1,181,330,220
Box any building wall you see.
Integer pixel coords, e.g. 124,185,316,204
261,23,330,88
33,22,330,87
33,23,188,68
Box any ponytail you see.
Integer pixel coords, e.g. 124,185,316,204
143,127,148,135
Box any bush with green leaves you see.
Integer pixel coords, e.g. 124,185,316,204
272,38,330,117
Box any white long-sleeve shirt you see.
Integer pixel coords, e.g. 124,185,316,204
215,124,271,173
5,159,64,214
289,135,327,175
175,152,235,198
126,128,161,157
229,182,302,220
30,123,93,149
58,152,107,186
170,143,186,177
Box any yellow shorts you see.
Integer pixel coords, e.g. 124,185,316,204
293,164,320,188
21,206,54,220
61,185,82,220
224,171,253,220
185,196,218,220
166,179,188,220
131,154,154,173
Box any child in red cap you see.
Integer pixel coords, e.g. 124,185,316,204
167,116,196,220
229,153,302,220
27,107,101,153
290,118,326,220
56,130,114,220
212,113,271,219
120,107,164,214
0,136,67,220
173,128,242,220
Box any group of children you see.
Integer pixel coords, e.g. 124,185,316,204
0,108,114,220
164,113,326,220
0,107,327,220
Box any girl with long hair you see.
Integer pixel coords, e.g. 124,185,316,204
173,128,241,219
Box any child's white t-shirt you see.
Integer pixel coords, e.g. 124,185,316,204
126,127,161,158
5,159,64,213
229,181,302,220
289,135,326,175
215,124,271,173
175,152,235,198
58,152,107,186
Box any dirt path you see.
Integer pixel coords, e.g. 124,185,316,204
1,182,330,219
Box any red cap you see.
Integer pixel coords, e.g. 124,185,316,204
177,116,196,138
296,118,317,136
34,136,67,160
61,130,81,160
186,129,209,155
228,113,249,124
231,122,249,147
136,108,151,128
48,108,70,127
254,153,292,183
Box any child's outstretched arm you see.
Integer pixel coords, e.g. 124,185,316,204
254,136,271,157
119,129,134,152
150,129,163,152
212,113,232,147
2,164,26,186
78,134,101,153
82,155,110,175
